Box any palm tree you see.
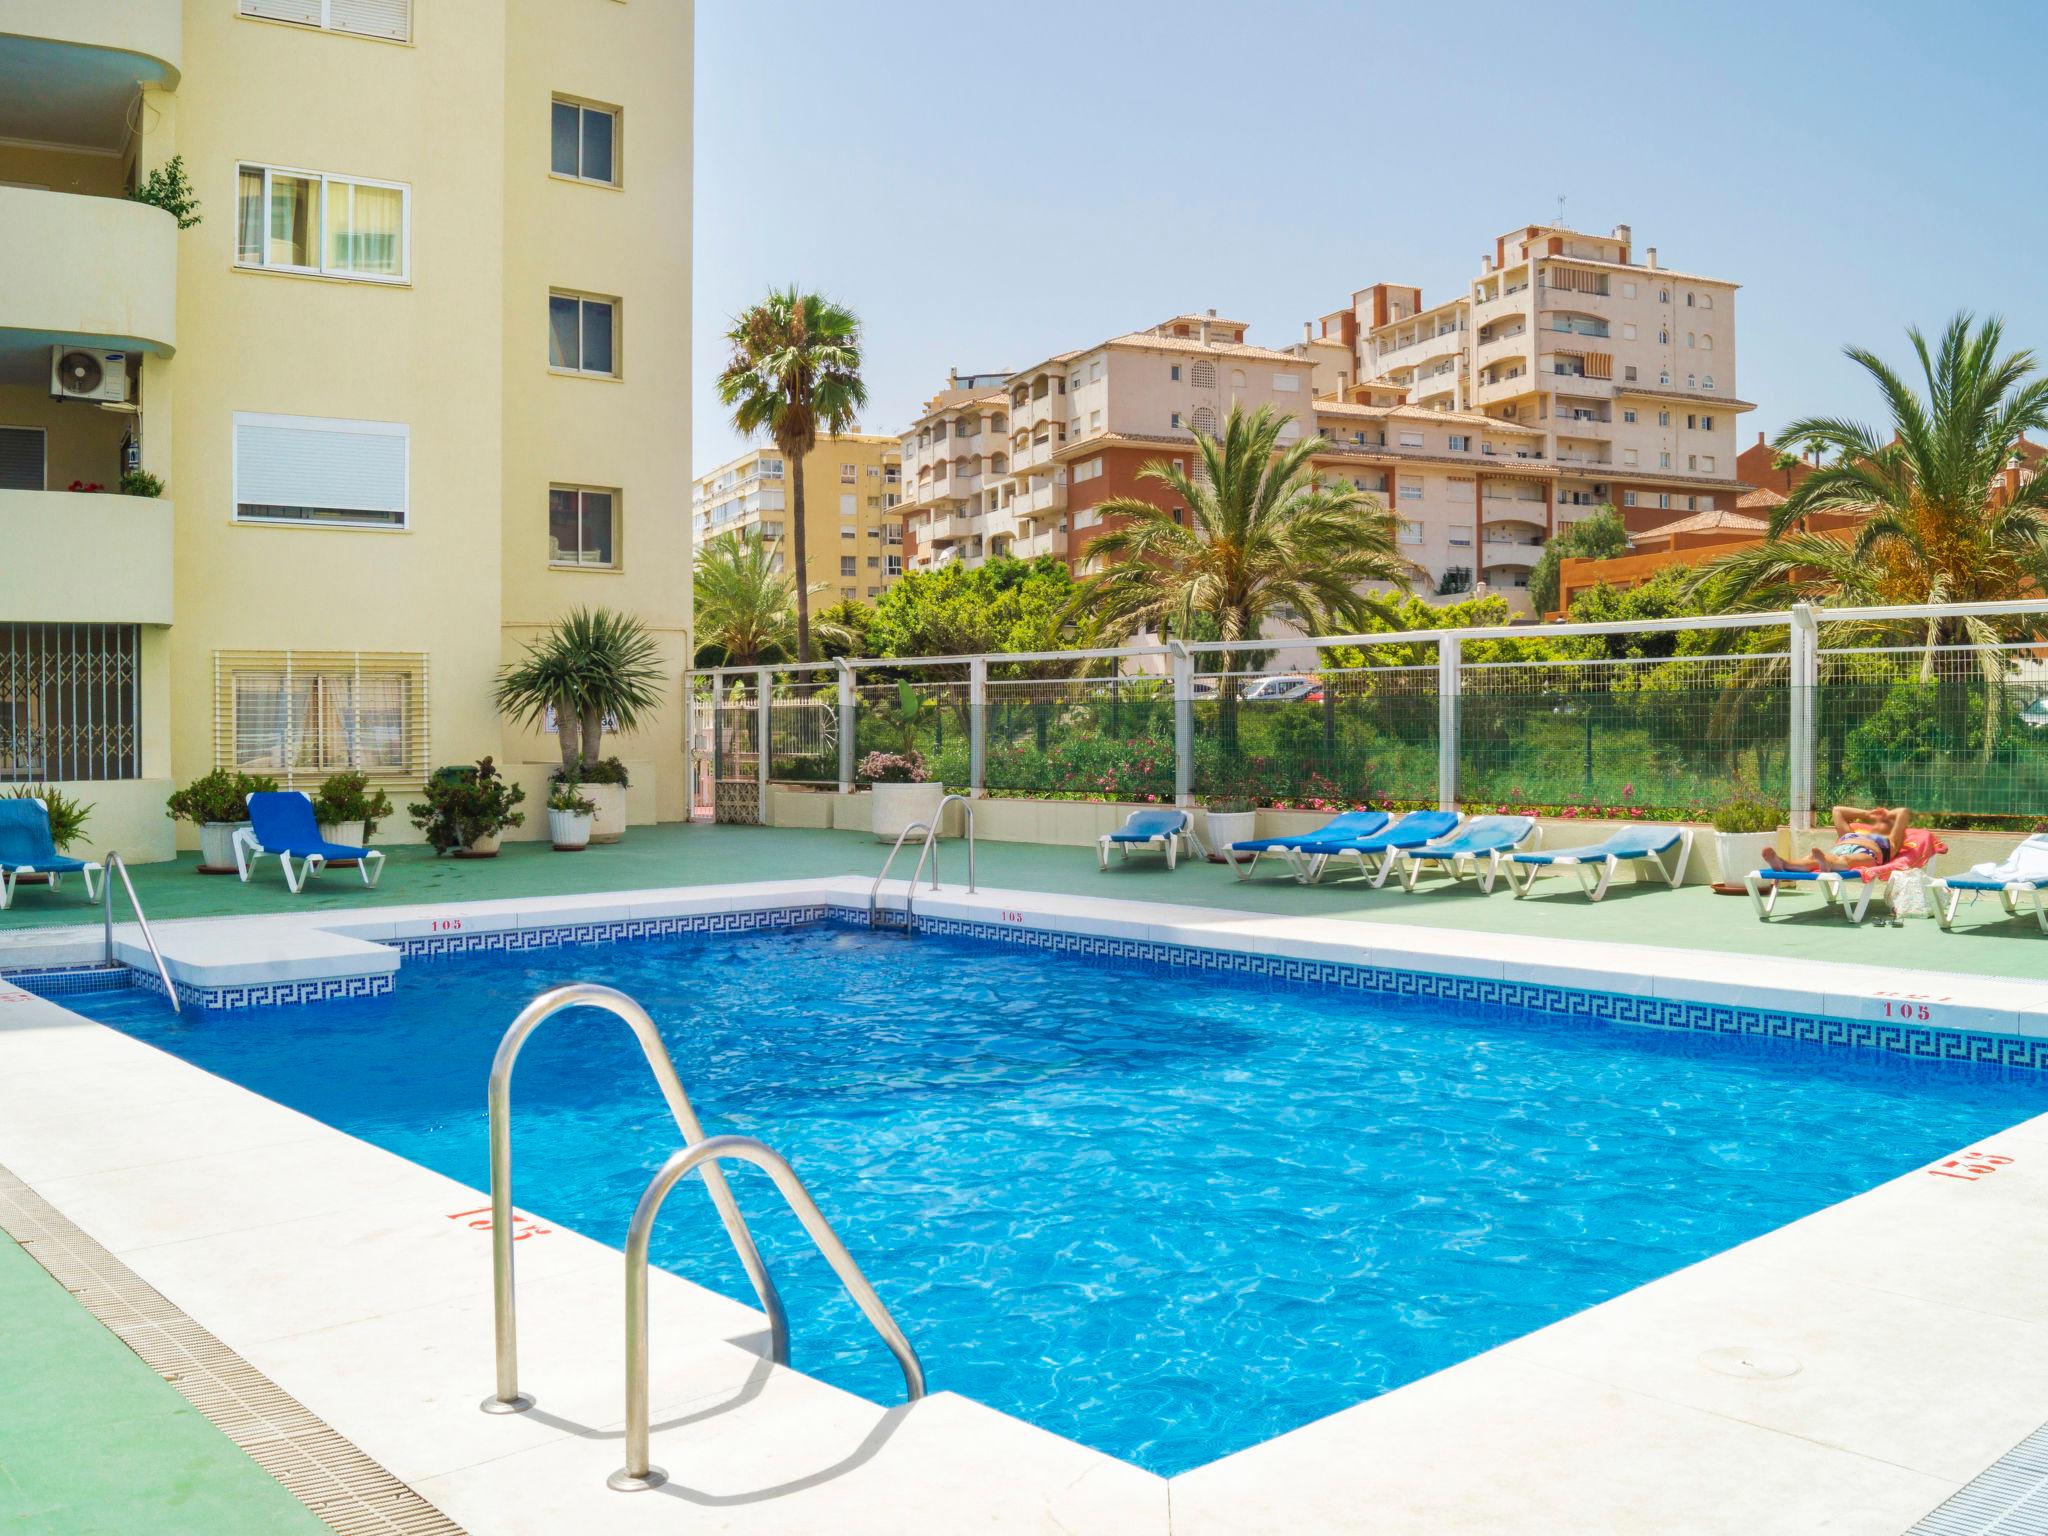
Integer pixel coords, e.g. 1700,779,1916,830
1081,403,1412,750
690,531,854,667
1696,314,2048,649
715,287,867,664
496,606,667,771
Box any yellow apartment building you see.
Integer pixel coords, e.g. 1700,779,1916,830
0,0,692,859
691,436,905,605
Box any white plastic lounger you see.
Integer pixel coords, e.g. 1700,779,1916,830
1742,829,1945,925
1392,815,1538,895
0,797,102,910
1097,807,1204,871
1506,826,1692,901
1225,809,1390,882
234,791,387,894
1932,833,2048,932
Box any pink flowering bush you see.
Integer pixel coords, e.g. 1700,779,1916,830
857,750,930,785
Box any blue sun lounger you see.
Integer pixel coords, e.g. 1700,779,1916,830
1930,834,2048,932
1097,807,1205,871
1506,825,1692,901
1297,809,1462,888
0,797,102,910
1390,815,1539,895
1223,809,1391,882
234,791,387,893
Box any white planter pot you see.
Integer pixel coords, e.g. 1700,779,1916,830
584,781,627,844
461,831,502,858
1205,811,1258,861
548,808,594,850
198,821,244,872
319,819,365,848
871,780,947,844
1714,829,1777,885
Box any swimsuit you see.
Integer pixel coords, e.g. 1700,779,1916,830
1831,832,1890,862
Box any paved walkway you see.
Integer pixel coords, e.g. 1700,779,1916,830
0,1231,328,1535
6,822,2048,983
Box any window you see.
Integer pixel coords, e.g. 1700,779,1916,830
1397,518,1423,543
1701,415,1716,430
1658,288,1670,303
1399,482,1422,500
2,623,141,781
1688,454,1698,471
1449,523,1472,547
218,648,428,788
1686,333,1696,349
238,0,411,42
1089,409,1103,430
1191,362,1216,389
1702,456,1716,473
1700,334,1713,352
1624,365,1638,381
1700,294,1715,311
838,492,856,516
1657,328,1669,345
1687,373,1697,389
1659,369,1671,386
1072,457,1104,484
839,463,857,483
548,291,617,375
886,555,902,576
547,485,616,567
234,412,407,529
1703,375,1715,390
551,97,618,184
1622,409,1637,424
1398,431,1424,448
1623,491,1638,506
1170,364,1181,381
1622,448,1639,467
0,426,45,491
1170,412,1182,429
236,164,408,281
840,556,856,577
1657,493,1672,510
1687,414,1698,430
1659,451,1672,468
1449,435,1468,451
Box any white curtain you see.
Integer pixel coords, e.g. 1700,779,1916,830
328,181,403,277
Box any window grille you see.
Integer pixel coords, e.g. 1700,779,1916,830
213,650,430,789
0,624,140,781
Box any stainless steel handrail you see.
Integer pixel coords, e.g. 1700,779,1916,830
102,852,178,1015
610,1132,925,1492
867,818,931,926
482,984,789,1414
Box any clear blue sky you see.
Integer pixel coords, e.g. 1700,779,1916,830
693,0,2048,476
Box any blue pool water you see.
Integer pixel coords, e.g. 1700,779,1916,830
55,923,2047,1475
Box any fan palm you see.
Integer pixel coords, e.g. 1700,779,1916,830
692,532,855,668
1695,314,2048,664
1082,403,1411,752
715,287,867,664
496,607,667,771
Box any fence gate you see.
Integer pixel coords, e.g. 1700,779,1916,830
711,675,761,825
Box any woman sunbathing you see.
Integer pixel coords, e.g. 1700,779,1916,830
1760,803,1911,874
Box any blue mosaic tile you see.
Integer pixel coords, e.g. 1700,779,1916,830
1,964,133,998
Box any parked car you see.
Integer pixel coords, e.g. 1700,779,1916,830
1240,675,1323,702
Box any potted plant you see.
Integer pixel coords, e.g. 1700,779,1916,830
1204,795,1258,862
556,755,629,844
547,781,597,851
310,771,393,865
1711,796,1784,889
3,785,94,883
861,749,943,843
408,757,526,857
167,770,276,873
494,607,665,844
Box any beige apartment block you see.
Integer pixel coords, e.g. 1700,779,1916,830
0,0,693,856
692,436,905,605
1308,222,1752,608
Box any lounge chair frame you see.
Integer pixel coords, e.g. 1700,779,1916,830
1096,811,1206,872
233,791,387,894
0,797,103,911
1394,822,1540,895
1507,829,1693,902
1930,877,2048,933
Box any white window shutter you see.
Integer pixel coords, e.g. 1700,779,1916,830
235,414,408,518
327,0,411,40
241,0,324,23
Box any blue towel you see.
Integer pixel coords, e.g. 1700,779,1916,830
1231,809,1389,853
1107,809,1187,843
1410,815,1535,858
1294,809,1459,855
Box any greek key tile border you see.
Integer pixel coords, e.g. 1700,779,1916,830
884,910,2048,1072
131,968,398,1013
387,904,829,959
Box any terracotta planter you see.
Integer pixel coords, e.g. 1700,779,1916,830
548,808,593,851
198,821,245,873
584,781,627,844
871,780,946,844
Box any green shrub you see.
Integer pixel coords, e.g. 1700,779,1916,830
408,757,526,853
4,784,93,850
166,770,276,825
309,771,394,839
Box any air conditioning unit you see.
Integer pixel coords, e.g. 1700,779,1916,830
50,347,129,404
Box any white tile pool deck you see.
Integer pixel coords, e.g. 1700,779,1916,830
6,876,2048,1533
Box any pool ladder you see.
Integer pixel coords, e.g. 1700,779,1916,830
868,793,976,932
480,983,924,1493
103,852,179,1014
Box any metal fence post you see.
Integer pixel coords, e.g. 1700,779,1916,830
1789,602,1817,833
1170,640,1194,806
755,666,771,816
968,656,988,796
836,660,855,795
1436,635,1461,812
681,668,697,820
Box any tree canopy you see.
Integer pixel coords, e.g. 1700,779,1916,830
1527,504,1628,615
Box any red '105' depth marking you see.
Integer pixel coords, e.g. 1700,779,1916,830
1928,1151,2014,1181
447,1205,551,1240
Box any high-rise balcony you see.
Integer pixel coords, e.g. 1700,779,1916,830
0,488,173,624
0,187,179,357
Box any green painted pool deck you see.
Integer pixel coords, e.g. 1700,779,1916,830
0,1232,328,1536
5,821,2048,983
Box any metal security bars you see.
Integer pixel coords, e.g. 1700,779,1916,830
212,649,431,790
694,598,2048,830
0,624,141,781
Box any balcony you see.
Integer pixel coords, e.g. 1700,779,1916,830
1552,450,1614,469
1481,498,1547,528
1013,478,1067,521
1009,527,1069,562
1553,416,1612,439
1481,540,1545,569
1408,368,1460,402
928,511,979,543
0,490,173,623
1473,371,1536,407
1,3,180,79
1542,366,1613,400
0,188,178,356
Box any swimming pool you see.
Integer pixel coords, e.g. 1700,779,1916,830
53,918,2048,1475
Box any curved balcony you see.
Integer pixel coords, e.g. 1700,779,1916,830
1472,370,1535,408
1,3,180,81
0,490,173,623
0,188,178,356
1480,539,1545,570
